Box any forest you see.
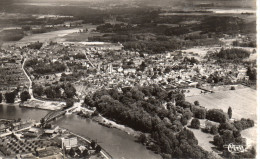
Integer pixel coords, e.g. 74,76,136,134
83,85,255,158
92,12,254,53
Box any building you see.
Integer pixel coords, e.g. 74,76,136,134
62,137,78,150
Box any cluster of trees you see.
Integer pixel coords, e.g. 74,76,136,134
0,93,2,103
65,98,74,108
96,23,134,33
25,58,66,75
84,85,210,158
191,105,229,124
60,72,83,82
233,40,256,48
33,83,76,100
22,26,31,31
206,73,224,84
0,29,24,42
20,91,31,102
216,48,250,60
90,140,102,153
182,57,199,65
208,117,255,158
73,53,86,59
27,42,43,50
184,33,209,40
192,106,206,119
200,16,250,35
247,67,257,81
67,147,89,158
5,92,16,103
34,62,66,75
213,121,255,157
190,118,200,129
31,28,55,34
123,40,183,54
233,118,254,131
206,109,228,123
0,90,31,103
164,26,190,36
213,129,244,150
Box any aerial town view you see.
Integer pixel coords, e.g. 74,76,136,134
0,0,257,159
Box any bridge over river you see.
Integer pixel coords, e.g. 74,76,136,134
41,106,77,124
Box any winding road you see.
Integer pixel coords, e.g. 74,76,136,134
21,58,37,101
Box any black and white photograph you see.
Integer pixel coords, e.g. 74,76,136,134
0,0,257,158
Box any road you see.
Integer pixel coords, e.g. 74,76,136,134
21,58,35,100
0,124,33,138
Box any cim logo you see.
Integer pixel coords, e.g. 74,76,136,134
223,143,246,153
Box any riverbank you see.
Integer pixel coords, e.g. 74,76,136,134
19,99,65,111
53,114,162,159
75,106,142,138
0,102,19,106
18,98,143,139
0,104,161,159
93,116,142,137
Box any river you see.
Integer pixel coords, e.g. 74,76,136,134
0,104,161,159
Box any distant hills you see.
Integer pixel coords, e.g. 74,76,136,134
0,0,256,9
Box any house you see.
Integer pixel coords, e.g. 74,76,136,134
28,127,40,133
44,129,55,134
188,82,198,87
123,68,136,74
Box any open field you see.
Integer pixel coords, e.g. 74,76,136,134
187,127,221,158
1,24,99,48
1,28,83,48
186,87,256,120
20,28,82,43
184,85,249,97
184,88,204,97
63,24,101,42
186,87,257,147
201,84,248,92
181,46,220,57
187,119,221,158
241,126,257,148
182,46,256,59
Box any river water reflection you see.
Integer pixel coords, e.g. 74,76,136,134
0,104,161,159
0,104,49,120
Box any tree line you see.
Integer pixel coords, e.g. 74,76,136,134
33,83,76,100
0,90,31,104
